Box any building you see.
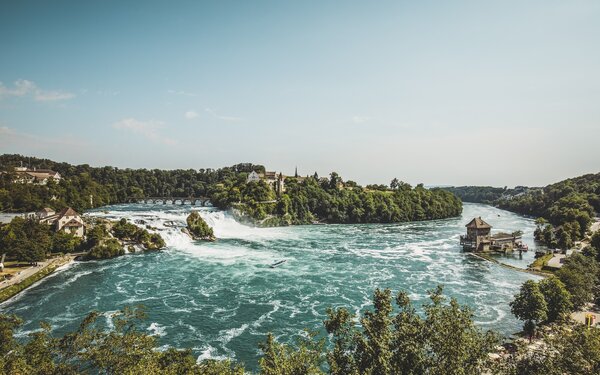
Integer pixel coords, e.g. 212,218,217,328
460,217,492,252
36,207,56,220
246,171,261,183
11,167,62,185
40,207,85,237
460,217,524,252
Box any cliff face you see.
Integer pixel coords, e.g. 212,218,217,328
185,211,216,241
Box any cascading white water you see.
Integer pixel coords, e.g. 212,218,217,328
4,202,543,371
88,205,291,264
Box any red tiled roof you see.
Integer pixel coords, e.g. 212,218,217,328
465,217,492,229
58,207,79,218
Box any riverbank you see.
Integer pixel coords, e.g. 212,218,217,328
469,252,551,277
0,255,75,303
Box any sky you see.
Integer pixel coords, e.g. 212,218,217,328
1,0,599,187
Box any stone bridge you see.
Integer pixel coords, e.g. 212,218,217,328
127,197,211,206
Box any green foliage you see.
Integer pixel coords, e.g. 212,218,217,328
51,231,82,253
259,332,325,375
86,238,125,260
0,154,266,213
498,174,600,243
538,277,573,323
510,280,547,339
497,325,600,375
0,306,245,374
263,178,462,225
556,252,599,309
186,211,215,240
323,285,499,374
1,155,463,226
591,231,600,251
0,264,59,303
112,218,166,250
0,217,51,263
442,185,518,204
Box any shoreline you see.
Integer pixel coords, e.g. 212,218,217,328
468,252,551,277
0,255,76,304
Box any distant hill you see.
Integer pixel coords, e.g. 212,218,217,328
441,185,534,205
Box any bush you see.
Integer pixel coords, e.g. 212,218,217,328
186,211,215,241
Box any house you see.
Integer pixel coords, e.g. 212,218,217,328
36,207,56,220
460,217,524,253
40,207,85,237
11,167,62,185
460,217,492,252
246,171,261,183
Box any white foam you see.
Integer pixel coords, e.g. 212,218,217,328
147,322,167,337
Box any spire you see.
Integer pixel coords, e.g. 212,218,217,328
294,166,298,178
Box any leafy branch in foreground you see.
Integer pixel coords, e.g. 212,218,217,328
260,286,499,375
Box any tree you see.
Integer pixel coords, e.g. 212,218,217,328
556,253,599,309
259,332,324,375
0,306,245,374
51,231,82,253
390,178,400,190
510,280,547,340
591,231,600,251
538,277,573,322
556,227,573,250
323,286,498,374
186,211,215,241
498,325,600,375
0,217,51,263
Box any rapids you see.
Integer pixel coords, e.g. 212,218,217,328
0,203,542,369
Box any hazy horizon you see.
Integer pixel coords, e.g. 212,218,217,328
1,0,599,187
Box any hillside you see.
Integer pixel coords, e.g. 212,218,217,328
0,154,462,225
444,173,600,243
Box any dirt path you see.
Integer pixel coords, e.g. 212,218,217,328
0,255,74,290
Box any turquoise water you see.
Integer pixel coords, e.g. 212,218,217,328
1,203,541,369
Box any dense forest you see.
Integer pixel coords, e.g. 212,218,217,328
497,173,600,245
442,185,531,204
443,173,600,246
0,154,463,225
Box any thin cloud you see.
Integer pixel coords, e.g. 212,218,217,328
352,116,371,124
167,89,197,97
0,125,88,148
0,79,75,101
185,110,199,120
205,107,243,122
113,118,176,145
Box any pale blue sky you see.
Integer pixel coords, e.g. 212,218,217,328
1,0,599,186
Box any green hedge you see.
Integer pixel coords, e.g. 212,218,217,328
0,264,58,303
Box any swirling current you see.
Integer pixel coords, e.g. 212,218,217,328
0,202,542,370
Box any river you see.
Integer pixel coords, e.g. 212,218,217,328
0,202,542,369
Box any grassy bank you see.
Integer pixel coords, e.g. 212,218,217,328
470,252,552,277
0,264,60,303
529,253,554,271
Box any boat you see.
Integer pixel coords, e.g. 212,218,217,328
269,260,287,268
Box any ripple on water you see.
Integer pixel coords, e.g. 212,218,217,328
1,203,541,371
